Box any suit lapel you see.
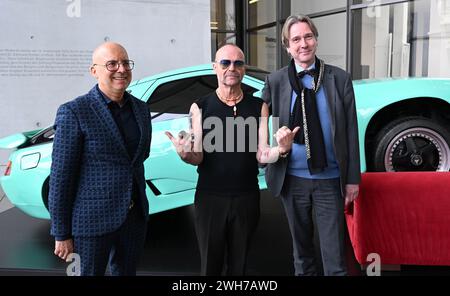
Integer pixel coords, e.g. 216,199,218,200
323,66,336,136
89,86,129,158
280,69,292,127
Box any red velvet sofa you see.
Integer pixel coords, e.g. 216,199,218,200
345,172,450,266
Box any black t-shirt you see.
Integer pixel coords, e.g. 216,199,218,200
196,91,263,193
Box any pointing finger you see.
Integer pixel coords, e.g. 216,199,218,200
165,131,181,147
165,131,174,141
292,126,301,135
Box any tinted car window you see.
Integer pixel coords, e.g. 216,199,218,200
245,66,269,81
147,75,259,121
20,126,55,148
148,76,216,117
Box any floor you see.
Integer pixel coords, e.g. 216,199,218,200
0,190,449,276
0,187,13,213
0,190,294,276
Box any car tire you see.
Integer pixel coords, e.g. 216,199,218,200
372,116,450,172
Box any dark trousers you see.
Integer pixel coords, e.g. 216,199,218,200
194,190,260,276
281,175,347,276
74,201,147,276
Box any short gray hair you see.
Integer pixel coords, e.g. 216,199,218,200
281,15,319,48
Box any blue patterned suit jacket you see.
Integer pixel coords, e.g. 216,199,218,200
49,85,152,238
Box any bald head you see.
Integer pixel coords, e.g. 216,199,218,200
215,44,245,62
92,42,128,65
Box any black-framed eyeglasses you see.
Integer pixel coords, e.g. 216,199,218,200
217,59,245,70
93,60,135,72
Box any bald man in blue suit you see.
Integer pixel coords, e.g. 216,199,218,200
49,42,152,276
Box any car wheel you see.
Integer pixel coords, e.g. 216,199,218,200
372,117,450,172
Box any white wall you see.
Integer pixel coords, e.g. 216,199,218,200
0,0,211,165
291,0,346,15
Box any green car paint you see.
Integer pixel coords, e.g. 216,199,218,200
1,64,450,219
0,133,28,149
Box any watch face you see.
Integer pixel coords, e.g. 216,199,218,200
279,148,289,158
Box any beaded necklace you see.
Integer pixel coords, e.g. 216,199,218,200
215,89,243,117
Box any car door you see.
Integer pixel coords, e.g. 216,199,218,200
142,70,217,213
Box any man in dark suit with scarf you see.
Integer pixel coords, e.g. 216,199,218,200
262,15,360,276
49,42,152,275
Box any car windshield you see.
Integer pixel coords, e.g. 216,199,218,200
245,66,269,81
147,67,268,121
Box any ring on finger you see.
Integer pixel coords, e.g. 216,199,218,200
178,131,188,139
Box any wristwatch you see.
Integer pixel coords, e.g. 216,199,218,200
278,147,289,158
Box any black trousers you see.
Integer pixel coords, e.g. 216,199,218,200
194,190,260,276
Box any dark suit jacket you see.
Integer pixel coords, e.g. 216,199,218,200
49,85,152,238
262,64,361,197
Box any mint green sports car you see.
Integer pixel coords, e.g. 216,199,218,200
1,64,450,219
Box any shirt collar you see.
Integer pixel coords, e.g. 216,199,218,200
96,84,129,107
294,62,316,74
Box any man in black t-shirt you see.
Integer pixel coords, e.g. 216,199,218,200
166,44,282,275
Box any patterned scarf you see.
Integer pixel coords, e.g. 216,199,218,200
288,56,327,175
